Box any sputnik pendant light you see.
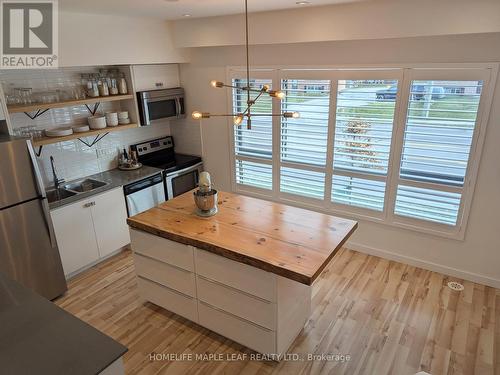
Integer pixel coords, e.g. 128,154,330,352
191,0,300,130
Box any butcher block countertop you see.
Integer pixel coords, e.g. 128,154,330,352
127,191,358,285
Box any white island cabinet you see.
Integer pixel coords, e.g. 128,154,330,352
127,191,357,357
51,187,130,277
130,228,311,355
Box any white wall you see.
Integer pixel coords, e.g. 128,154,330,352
59,11,189,67
173,0,500,47
178,32,500,287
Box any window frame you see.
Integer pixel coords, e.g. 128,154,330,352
227,64,498,240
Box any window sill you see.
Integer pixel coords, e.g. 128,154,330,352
233,184,466,241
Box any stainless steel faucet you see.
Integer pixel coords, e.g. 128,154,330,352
50,156,65,189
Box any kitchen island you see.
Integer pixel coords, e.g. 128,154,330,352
127,191,357,355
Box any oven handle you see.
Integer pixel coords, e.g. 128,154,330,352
124,173,164,195
175,98,182,118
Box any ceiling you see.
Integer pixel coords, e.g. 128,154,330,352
59,0,363,20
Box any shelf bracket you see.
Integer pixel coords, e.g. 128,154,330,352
24,108,50,120
78,132,109,148
34,145,43,157
84,102,100,115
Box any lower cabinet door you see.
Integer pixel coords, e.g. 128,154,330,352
198,301,276,354
137,277,198,322
91,187,131,258
51,201,100,276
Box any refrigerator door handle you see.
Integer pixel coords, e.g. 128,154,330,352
27,140,57,248
40,197,57,248
27,140,47,199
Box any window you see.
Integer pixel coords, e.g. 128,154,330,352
394,79,484,226
233,78,273,190
279,79,330,200
230,67,494,238
332,79,398,211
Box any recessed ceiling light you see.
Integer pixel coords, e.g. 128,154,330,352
296,1,311,4
182,14,192,17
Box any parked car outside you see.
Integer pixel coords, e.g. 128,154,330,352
411,85,445,100
376,85,398,100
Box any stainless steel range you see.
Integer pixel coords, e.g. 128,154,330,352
130,136,203,200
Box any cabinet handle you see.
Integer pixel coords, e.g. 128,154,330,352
84,202,96,208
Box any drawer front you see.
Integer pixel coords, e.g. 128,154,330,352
198,301,276,354
197,276,276,330
195,249,276,302
137,277,198,322
131,229,194,271
134,253,196,297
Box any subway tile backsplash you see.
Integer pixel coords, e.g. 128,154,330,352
0,66,171,186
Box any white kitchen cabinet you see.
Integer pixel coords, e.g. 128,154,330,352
51,187,130,277
132,64,180,91
130,229,311,355
51,198,100,276
92,187,130,258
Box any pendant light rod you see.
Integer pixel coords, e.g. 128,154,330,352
245,0,251,129
191,0,301,126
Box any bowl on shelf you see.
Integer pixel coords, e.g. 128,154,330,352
117,111,129,120
88,115,107,129
118,118,130,125
45,127,74,137
72,124,90,133
105,112,119,127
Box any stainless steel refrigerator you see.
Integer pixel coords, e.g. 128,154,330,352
0,135,67,300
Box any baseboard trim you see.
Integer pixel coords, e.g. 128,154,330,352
346,241,500,289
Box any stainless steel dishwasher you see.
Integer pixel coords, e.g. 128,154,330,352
123,173,165,217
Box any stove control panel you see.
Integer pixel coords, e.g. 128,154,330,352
131,137,174,156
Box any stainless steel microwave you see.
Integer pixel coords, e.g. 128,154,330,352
137,88,185,125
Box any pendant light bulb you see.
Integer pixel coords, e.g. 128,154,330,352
269,90,286,99
192,111,210,120
234,114,244,125
283,111,300,119
210,80,224,88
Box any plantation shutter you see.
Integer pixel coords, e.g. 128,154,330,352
279,79,331,199
331,79,399,211
233,78,273,190
394,79,484,226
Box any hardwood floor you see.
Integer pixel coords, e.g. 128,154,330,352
55,248,499,375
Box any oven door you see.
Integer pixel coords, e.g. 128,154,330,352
165,163,203,200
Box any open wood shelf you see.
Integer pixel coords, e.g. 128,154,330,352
32,123,139,147
7,94,135,114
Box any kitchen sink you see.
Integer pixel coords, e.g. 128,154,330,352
46,188,77,203
63,179,108,193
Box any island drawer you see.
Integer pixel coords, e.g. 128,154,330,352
197,275,276,330
134,253,196,297
198,301,276,354
195,249,276,302
137,277,198,323
130,229,194,271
